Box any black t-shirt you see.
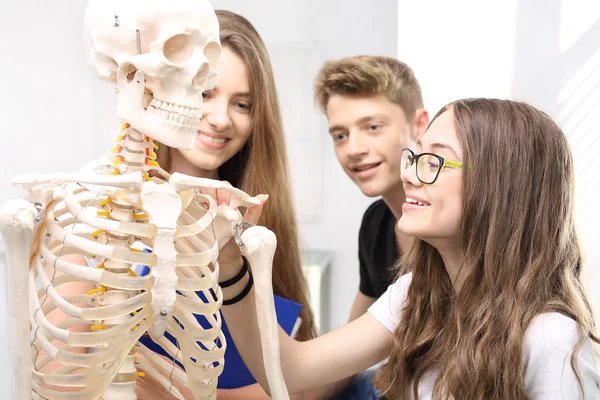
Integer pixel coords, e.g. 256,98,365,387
358,199,399,299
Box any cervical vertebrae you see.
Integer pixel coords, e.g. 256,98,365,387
109,123,160,180
0,1,290,399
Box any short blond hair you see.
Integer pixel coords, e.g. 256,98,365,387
314,55,423,121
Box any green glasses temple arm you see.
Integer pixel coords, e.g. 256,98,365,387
443,159,463,169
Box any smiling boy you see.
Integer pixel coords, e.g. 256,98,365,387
315,55,428,317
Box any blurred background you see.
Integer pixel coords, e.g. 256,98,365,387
0,0,599,393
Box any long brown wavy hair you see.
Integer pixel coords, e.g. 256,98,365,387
375,98,599,399
156,10,316,341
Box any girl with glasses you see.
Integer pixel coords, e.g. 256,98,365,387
222,98,600,399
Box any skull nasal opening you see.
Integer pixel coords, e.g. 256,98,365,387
163,34,194,64
192,64,210,88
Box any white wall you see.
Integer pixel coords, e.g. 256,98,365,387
397,0,518,116
0,1,97,203
515,0,600,315
398,0,600,313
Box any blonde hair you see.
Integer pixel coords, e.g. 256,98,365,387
156,10,316,341
314,55,423,120
375,99,598,399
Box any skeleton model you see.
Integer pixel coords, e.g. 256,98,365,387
0,1,289,399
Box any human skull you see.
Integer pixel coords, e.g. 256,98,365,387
84,0,221,149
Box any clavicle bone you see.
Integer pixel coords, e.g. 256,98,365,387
13,171,145,192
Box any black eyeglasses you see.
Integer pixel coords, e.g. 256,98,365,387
400,148,463,184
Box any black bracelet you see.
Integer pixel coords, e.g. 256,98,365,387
222,269,253,306
220,256,249,288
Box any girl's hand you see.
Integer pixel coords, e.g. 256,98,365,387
197,187,268,280
218,193,268,264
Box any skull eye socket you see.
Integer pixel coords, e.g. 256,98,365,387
163,34,194,64
203,42,221,72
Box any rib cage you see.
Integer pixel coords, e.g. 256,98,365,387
25,171,248,399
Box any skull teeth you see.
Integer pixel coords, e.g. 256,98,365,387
147,99,202,127
149,99,201,118
147,105,200,126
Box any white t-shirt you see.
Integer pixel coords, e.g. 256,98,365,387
368,273,600,399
